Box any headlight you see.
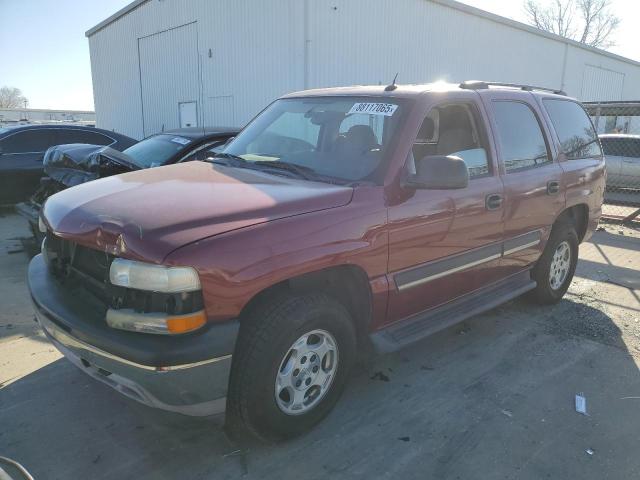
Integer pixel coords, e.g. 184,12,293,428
38,216,47,233
109,258,200,293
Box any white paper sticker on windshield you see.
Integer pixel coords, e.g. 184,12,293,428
170,136,191,145
348,103,398,116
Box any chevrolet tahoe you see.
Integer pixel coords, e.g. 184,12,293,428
29,81,605,440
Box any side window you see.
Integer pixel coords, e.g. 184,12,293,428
600,138,624,157
410,103,490,178
492,102,550,172
626,139,640,158
543,99,602,160
54,129,113,146
0,130,54,153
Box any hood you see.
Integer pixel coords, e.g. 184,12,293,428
42,161,354,263
44,144,138,187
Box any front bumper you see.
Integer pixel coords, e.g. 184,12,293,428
28,254,239,416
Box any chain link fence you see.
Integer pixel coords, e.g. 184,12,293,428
584,102,640,223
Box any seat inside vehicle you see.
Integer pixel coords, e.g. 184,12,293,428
407,104,489,177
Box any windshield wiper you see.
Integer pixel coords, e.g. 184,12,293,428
208,152,251,167
252,160,320,181
211,155,344,184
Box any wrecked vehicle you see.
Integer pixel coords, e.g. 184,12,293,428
16,127,239,237
29,82,604,441
0,124,135,205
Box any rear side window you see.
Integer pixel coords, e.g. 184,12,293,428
54,129,114,146
0,130,55,153
492,101,550,172
600,138,640,158
543,99,601,160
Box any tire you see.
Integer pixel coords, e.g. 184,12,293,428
226,292,356,441
529,222,579,304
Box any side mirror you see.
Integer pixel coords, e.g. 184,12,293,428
405,155,469,190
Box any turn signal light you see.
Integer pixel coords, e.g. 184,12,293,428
166,311,207,334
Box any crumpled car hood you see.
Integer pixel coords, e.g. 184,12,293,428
44,143,138,187
42,161,354,263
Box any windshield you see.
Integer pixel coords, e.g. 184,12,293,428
222,97,407,183
123,134,193,168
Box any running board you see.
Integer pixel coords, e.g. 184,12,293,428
370,271,536,353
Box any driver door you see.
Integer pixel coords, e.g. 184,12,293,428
386,99,505,322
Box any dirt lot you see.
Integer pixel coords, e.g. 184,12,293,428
1,211,639,480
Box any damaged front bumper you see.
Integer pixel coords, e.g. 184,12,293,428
28,254,238,416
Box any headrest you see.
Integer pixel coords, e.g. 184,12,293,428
416,117,435,142
346,125,378,149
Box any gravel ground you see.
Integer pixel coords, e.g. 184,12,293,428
1,214,639,479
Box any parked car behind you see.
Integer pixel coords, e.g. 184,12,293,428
0,124,136,204
599,134,640,190
16,126,239,238
29,82,604,441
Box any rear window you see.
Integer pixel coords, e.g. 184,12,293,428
543,100,602,160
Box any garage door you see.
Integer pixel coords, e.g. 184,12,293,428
138,22,201,137
581,65,624,102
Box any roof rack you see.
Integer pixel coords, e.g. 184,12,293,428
459,80,566,96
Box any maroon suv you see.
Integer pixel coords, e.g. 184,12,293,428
29,81,605,440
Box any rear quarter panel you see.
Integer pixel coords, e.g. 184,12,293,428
534,96,606,241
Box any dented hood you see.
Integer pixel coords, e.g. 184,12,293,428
42,161,354,263
44,144,138,187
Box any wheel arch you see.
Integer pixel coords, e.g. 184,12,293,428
554,203,589,242
238,264,373,341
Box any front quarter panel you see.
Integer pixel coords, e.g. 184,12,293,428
164,187,389,326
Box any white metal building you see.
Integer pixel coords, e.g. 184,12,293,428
86,0,640,140
0,108,95,126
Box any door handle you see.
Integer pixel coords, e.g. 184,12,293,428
547,180,560,195
486,193,503,210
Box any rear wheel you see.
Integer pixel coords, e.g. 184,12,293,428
226,292,356,441
529,223,578,304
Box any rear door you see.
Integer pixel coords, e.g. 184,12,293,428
620,138,640,189
599,137,625,188
0,129,54,203
386,96,504,322
480,91,565,275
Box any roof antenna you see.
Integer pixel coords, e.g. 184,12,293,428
385,73,398,91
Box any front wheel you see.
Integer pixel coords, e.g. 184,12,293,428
529,223,579,304
226,293,356,441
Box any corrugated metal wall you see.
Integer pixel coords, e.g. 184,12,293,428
138,22,200,136
88,0,640,140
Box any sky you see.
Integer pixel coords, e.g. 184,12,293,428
0,0,638,111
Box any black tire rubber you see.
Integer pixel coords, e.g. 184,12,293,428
226,292,356,441
529,222,579,305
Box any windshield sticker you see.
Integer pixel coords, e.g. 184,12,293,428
348,103,398,116
170,137,191,145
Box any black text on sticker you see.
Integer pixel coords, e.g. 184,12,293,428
348,103,398,116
